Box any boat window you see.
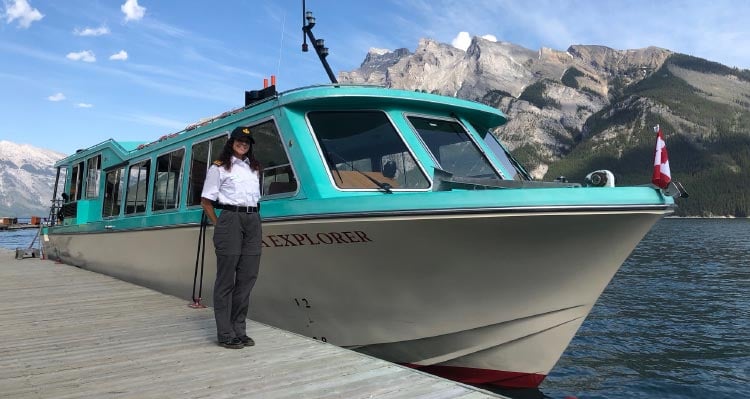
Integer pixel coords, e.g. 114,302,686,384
125,159,151,214
69,162,84,201
408,116,501,180
85,155,101,198
102,167,125,218
153,149,185,211
188,135,227,206
482,132,532,181
308,111,429,190
249,120,298,196
54,166,68,202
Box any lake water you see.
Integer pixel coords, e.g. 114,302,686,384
0,228,41,251
495,218,750,399
1,219,748,398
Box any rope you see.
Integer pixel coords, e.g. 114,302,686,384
189,212,208,308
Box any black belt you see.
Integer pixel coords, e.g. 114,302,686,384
215,203,259,213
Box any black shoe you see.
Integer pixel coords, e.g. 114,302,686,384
218,337,244,349
238,335,255,346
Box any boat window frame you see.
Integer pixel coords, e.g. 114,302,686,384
248,116,300,200
69,161,84,201
123,156,153,216
152,145,187,213
102,164,126,219
186,132,229,208
84,154,102,199
305,109,433,192
54,165,68,202
481,129,532,181
403,112,507,180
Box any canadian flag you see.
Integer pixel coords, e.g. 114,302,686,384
652,124,671,189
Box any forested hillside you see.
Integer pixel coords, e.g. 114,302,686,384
543,55,750,217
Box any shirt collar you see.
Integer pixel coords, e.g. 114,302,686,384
231,155,248,165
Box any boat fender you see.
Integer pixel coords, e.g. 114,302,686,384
585,170,615,187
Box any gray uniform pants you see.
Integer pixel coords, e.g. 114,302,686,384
213,210,262,341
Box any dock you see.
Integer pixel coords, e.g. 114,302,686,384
0,249,502,398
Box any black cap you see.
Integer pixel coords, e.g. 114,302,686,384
230,126,255,144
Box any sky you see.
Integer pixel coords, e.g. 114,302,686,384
1,0,749,155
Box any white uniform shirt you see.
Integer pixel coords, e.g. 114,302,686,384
201,156,261,206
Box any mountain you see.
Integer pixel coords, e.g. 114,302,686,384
0,141,66,218
339,38,750,217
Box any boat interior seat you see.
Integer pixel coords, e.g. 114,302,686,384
333,171,399,189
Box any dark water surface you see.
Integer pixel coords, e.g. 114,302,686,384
2,219,748,398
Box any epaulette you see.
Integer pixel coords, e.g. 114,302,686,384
213,160,224,166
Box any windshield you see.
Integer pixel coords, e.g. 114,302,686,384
308,111,430,190
483,131,532,181
408,116,501,180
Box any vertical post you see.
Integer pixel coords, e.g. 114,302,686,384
301,2,338,84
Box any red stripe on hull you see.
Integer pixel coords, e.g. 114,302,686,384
404,364,546,389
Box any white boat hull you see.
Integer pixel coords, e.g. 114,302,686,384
44,209,665,387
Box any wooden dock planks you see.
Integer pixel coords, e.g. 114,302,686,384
0,250,501,398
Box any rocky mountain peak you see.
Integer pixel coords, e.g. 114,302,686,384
338,36,679,177
0,141,66,217
567,44,672,76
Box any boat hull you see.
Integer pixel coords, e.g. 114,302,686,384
44,208,665,388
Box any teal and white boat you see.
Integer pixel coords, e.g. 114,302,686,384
42,4,679,388
42,82,675,388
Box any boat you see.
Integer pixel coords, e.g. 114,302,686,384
41,6,679,390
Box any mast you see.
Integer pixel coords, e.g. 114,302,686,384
301,0,338,84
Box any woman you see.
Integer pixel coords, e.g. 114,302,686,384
200,126,262,349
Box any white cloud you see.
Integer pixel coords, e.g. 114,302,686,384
76,103,93,108
3,0,43,28
66,50,96,62
109,50,128,61
121,0,145,22
47,92,65,102
450,31,498,51
73,25,110,36
451,31,471,51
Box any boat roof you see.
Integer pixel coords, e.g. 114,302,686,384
54,85,507,167
277,85,507,131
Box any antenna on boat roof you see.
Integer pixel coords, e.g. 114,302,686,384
301,0,338,84
277,11,286,80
